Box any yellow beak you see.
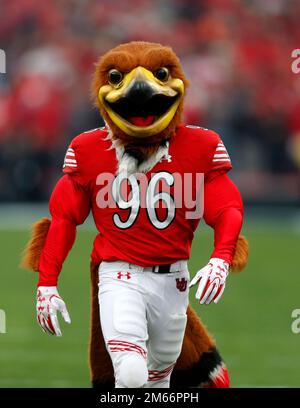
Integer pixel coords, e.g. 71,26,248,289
98,66,184,138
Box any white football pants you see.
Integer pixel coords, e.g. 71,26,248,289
98,260,189,388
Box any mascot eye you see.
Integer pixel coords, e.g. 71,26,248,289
154,67,169,81
108,69,123,85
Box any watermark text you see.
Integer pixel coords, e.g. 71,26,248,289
0,309,6,333
291,309,300,333
291,49,300,74
0,49,6,74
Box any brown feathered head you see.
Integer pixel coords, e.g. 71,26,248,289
92,41,188,163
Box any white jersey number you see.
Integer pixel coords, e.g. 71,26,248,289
112,172,175,230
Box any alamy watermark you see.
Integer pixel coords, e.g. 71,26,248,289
0,309,6,333
291,309,300,334
0,50,7,330
291,49,300,74
95,171,204,229
0,49,6,74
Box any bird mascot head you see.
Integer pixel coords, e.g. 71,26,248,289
92,41,188,164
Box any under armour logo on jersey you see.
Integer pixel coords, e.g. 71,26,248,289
160,154,172,163
117,272,132,280
176,278,187,292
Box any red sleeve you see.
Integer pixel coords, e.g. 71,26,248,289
38,175,90,286
203,171,243,265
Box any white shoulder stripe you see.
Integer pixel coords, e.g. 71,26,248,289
214,154,229,158
213,158,231,162
63,146,78,169
215,147,227,152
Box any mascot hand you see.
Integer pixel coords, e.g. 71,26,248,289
189,258,229,305
36,286,71,336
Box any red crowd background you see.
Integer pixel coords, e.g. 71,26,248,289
0,0,299,202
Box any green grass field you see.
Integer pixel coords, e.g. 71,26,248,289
0,220,299,387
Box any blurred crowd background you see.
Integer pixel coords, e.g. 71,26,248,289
0,0,299,203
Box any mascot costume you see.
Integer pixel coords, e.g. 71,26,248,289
21,42,248,388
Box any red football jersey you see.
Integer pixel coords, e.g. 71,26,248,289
63,124,231,265
38,124,243,285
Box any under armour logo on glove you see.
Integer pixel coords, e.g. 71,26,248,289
117,272,131,280
36,286,71,336
176,278,187,292
189,258,229,304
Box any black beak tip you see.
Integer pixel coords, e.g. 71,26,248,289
125,81,155,104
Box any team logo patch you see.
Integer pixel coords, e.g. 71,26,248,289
117,272,131,280
176,278,187,292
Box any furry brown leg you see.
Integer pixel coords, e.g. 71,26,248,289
90,262,114,388
171,307,228,388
